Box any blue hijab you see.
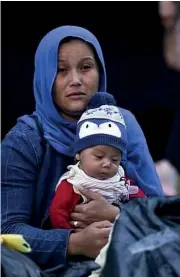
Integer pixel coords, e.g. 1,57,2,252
22,26,107,157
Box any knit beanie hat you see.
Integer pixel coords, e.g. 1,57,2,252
74,92,127,156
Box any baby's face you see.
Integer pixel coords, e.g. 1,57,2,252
76,145,121,180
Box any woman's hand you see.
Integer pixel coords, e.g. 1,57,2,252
70,188,120,230
68,220,112,258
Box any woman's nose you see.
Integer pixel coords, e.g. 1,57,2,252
69,70,82,86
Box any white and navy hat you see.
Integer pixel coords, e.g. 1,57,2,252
74,92,127,156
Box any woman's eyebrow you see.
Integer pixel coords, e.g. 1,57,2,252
81,56,95,62
58,56,95,63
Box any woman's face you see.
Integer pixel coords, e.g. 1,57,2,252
53,39,100,121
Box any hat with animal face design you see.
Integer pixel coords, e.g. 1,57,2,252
74,92,127,156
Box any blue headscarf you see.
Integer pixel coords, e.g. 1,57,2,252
21,26,107,157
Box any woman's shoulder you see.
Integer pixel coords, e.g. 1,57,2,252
117,106,144,138
1,115,47,169
2,114,45,151
118,106,133,117
118,107,137,125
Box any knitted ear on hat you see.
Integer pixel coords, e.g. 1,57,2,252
88,92,116,110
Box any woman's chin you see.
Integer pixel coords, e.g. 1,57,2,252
68,103,87,114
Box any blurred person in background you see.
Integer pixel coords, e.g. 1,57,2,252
156,1,180,195
159,1,180,70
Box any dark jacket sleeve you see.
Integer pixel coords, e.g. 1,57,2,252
49,180,81,229
1,129,71,269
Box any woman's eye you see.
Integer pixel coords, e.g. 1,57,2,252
58,68,67,73
81,65,92,71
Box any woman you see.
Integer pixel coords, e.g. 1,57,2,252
1,25,163,269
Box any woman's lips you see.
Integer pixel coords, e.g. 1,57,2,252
67,92,85,100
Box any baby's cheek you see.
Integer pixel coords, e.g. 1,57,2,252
112,164,119,173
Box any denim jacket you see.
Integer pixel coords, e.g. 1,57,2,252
1,119,74,269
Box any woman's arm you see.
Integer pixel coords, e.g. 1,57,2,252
120,108,163,196
1,127,112,268
1,129,71,268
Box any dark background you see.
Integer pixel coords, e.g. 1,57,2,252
2,1,180,162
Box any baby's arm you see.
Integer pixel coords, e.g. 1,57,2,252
49,180,81,229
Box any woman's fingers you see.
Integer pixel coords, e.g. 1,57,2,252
69,220,87,229
70,212,85,222
73,228,83,233
93,220,113,229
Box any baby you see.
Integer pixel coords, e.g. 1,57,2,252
49,92,145,230
49,92,145,277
